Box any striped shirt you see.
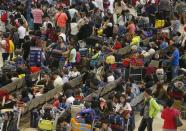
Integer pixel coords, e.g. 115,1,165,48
32,9,44,24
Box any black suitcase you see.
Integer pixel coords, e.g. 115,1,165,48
30,109,40,128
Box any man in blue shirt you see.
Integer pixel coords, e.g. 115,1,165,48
167,44,180,79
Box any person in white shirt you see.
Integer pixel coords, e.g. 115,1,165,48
61,68,69,84
70,18,79,36
52,71,64,88
17,19,26,49
68,43,77,64
68,6,78,20
119,94,132,118
95,0,104,11
68,66,80,79
66,95,75,107
42,16,53,31
107,71,115,82
108,0,114,14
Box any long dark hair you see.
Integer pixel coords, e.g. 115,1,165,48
116,0,121,6
120,94,127,106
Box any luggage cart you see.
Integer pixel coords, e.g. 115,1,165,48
0,109,21,131
129,65,144,82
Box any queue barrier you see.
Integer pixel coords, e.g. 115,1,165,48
0,71,40,93
23,74,84,114
83,78,122,102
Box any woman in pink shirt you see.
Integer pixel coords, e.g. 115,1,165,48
127,21,136,35
32,3,44,30
161,99,180,131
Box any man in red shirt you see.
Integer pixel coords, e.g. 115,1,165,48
30,63,41,73
55,8,68,33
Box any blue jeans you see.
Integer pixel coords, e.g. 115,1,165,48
171,65,179,79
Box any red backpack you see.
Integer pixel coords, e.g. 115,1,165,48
5,39,10,53
76,51,81,64
1,11,8,23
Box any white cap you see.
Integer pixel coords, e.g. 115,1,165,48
107,23,113,27
59,33,66,42
151,0,155,4
148,48,155,55
107,75,115,82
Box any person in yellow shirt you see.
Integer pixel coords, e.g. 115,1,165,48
7,34,15,61
9,39,15,61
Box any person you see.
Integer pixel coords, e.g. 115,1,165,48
158,0,170,19
68,66,80,79
68,43,77,66
138,88,160,131
32,3,44,30
119,94,132,119
1,33,10,63
152,82,168,106
22,36,31,62
100,119,112,131
17,19,26,49
167,44,180,79
47,33,67,68
42,16,53,31
161,99,180,131
55,8,68,33
171,14,181,36
56,117,71,131
52,70,64,88
156,63,165,83
127,20,136,35
8,34,15,61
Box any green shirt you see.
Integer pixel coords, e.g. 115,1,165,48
144,97,160,118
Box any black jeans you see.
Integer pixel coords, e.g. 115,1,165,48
34,23,42,31
138,118,153,131
2,53,9,62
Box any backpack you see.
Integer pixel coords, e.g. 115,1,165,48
2,39,10,53
80,108,95,124
58,102,67,110
1,11,8,23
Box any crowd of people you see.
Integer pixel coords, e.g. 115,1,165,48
0,0,186,131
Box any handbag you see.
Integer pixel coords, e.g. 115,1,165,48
175,116,183,127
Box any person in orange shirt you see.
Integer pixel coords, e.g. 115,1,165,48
55,8,68,33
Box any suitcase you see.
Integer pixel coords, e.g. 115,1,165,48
30,109,40,128
71,104,84,118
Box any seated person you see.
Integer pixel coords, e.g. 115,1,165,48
68,67,80,79
152,82,168,105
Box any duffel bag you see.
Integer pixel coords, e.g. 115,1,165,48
71,104,84,118
155,20,165,29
